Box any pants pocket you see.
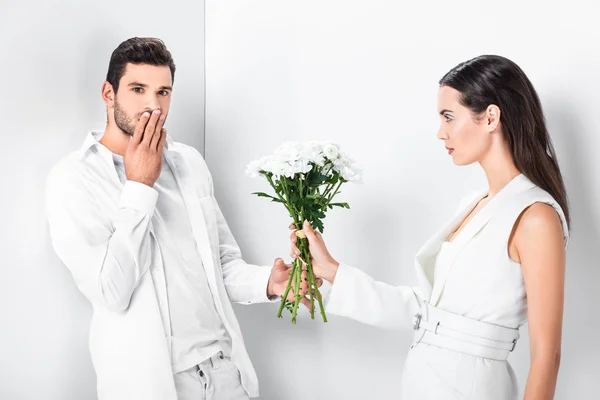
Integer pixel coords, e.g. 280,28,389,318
209,359,248,400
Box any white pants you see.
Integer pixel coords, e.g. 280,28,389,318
174,352,250,400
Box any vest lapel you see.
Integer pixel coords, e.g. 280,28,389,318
414,191,485,300
428,174,535,305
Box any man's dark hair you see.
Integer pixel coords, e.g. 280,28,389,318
106,37,176,93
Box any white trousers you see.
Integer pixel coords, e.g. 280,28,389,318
174,352,250,400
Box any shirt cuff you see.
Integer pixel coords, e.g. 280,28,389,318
324,263,352,314
255,266,281,303
119,180,159,215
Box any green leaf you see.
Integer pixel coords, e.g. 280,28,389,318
288,191,300,204
283,299,294,314
328,174,340,185
308,173,328,187
330,202,350,209
252,192,285,204
312,218,325,233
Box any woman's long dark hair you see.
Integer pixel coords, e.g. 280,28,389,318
440,55,570,229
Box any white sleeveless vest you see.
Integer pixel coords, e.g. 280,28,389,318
419,173,569,325
324,173,570,399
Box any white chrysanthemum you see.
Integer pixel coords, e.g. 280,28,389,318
274,142,301,162
245,159,262,178
321,162,335,177
247,140,360,183
344,156,363,182
332,151,350,172
270,163,288,180
323,142,340,161
300,141,326,166
293,159,313,175
257,155,279,176
341,165,363,182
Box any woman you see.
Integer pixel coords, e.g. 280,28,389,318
290,55,570,399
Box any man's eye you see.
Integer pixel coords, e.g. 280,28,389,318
133,87,143,93
159,90,169,96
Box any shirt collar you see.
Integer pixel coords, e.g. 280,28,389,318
79,130,172,160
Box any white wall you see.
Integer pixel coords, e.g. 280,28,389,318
0,1,204,398
205,1,600,399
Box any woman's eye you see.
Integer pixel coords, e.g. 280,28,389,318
444,114,453,122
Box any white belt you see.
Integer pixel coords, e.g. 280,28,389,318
411,302,520,361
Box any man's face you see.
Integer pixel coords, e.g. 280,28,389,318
112,63,173,136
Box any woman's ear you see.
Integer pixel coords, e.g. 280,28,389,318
486,104,501,132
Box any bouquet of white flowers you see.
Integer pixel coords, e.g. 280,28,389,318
246,141,362,323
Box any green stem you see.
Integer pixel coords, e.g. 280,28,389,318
291,258,302,324
321,184,333,199
276,262,297,318
315,284,327,323
307,256,327,323
297,238,327,323
323,180,344,209
281,178,301,222
266,175,295,220
298,239,315,319
265,169,333,324
299,180,305,222
320,162,336,192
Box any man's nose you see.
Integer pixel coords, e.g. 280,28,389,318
146,97,161,113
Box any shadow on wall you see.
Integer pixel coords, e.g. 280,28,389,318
75,31,128,142
43,223,96,400
545,98,600,394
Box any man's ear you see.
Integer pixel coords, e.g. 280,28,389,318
101,81,115,108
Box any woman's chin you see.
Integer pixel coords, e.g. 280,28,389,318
451,155,474,166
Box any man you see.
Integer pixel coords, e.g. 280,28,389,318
45,37,307,400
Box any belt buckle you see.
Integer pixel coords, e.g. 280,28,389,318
412,313,422,331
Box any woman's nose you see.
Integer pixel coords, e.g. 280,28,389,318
436,127,447,140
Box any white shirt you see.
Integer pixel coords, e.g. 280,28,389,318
112,152,229,374
45,131,277,399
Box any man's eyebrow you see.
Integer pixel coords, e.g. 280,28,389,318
127,82,148,88
127,82,172,91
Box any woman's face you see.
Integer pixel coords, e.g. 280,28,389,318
436,86,494,166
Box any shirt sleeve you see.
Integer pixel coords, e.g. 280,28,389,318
46,165,159,312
